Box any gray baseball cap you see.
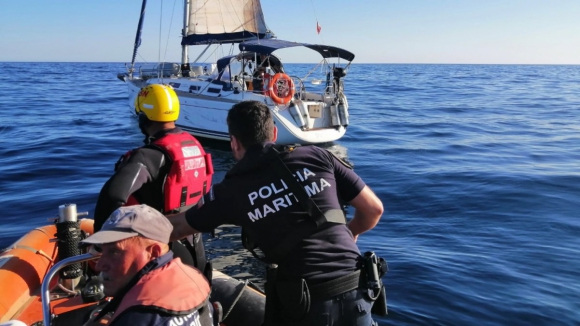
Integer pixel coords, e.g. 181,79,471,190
83,205,173,244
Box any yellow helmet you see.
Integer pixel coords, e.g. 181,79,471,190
134,84,179,122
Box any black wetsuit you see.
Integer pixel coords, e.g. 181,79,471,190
93,128,205,268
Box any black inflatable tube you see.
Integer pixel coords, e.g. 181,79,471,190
211,270,265,326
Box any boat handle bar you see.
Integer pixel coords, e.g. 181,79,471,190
42,252,101,326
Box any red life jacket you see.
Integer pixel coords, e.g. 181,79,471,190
108,258,211,324
152,132,214,213
121,131,214,213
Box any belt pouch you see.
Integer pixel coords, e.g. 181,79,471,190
360,252,388,316
371,284,388,316
275,279,311,322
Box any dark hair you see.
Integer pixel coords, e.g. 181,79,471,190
227,100,274,148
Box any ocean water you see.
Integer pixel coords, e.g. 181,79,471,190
1,62,579,325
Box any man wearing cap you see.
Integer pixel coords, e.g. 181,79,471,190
83,205,214,326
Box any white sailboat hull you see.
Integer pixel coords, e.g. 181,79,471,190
125,76,347,145
120,0,354,145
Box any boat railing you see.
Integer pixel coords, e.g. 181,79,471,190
291,76,305,100
42,252,101,326
138,62,180,80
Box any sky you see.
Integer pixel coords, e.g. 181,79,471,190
1,0,579,64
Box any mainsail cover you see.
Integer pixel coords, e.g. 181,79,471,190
182,0,271,45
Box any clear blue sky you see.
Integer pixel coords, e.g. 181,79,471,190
1,0,579,64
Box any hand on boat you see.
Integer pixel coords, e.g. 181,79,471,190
166,211,201,241
82,308,112,326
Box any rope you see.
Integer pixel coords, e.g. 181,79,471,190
221,280,248,321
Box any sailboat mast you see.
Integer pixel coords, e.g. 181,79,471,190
181,0,190,65
130,0,148,78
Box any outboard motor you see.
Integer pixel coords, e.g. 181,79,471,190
333,67,346,92
337,94,349,127
333,66,346,79
332,66,349,127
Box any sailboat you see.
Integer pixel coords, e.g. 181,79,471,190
117,0,355,145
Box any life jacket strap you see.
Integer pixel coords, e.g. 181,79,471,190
260,146,346,262
266,146,346,227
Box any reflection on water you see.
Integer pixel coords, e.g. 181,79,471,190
196,137,352,173
321,142,352,165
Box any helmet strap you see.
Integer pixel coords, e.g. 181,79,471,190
138,112,153,143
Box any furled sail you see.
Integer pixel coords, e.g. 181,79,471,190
182,0,272,45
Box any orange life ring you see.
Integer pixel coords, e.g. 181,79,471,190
266,73,295,105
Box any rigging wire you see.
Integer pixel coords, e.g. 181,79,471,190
158,0,163,82
155,0,178,83
158,0,163,65
310,0,324,44
162,0,179,64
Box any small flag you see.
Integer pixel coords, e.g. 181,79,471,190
316,21,322,34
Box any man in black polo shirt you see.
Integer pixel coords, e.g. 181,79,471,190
169,100,384,325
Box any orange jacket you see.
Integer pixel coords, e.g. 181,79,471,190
109,258,211,324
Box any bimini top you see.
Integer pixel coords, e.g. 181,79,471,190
239,39,355,62
215,53,284,75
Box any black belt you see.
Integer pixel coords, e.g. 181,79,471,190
308,270,361,301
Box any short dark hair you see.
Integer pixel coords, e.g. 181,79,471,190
227,100,274,148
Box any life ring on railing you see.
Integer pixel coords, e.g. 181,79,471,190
266,73,295,105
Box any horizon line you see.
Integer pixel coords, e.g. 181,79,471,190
1,61,579,66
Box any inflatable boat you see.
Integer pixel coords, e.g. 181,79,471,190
0,204,265,326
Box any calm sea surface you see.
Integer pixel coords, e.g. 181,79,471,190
1,62,579,325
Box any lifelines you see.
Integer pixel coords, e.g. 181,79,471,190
247,168,332,222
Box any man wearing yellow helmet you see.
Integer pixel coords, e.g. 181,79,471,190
93,84,214,275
